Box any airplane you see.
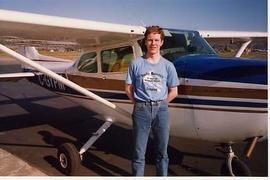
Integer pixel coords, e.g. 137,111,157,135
0,9,267,176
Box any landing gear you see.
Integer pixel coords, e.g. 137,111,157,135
57,143,81,175
218,144,251,176
221,157,251,176
57,119,113,175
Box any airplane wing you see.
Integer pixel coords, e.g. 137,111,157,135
199,30,267,38
0,9,144,121
0,9,145,48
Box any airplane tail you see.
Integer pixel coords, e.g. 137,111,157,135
17,46,73,62
18,46,75,73
17,47,40,60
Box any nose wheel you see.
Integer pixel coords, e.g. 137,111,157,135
221,157,251,176
218,144,251,176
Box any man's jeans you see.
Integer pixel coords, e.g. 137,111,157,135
132,100,169,176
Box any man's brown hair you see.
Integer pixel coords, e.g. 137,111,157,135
144,25,165,41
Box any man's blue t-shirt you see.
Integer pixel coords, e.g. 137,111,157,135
126,56,179,101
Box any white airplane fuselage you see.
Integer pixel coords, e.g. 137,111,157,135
21,29,267,145
32,72,267,144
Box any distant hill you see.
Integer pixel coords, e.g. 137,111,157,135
0,37,80,51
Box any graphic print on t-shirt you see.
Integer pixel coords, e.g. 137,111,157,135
142,70,164,93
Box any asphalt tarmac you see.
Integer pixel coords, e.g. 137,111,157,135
0,57,268,176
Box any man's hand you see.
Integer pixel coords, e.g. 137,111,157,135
125,84,135,103
166,86,178,103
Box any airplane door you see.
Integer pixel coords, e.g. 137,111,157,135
170,60,199,139
180,58,217,141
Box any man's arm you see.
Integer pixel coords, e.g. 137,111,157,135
125,84,135,103
166,86,178,103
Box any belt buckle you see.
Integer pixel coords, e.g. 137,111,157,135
149,100,158,106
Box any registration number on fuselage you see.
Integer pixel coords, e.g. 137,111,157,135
37,74,66,91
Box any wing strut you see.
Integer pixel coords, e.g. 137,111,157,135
235,40,252,57
0,44,131,119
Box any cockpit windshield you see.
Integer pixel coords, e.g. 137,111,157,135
139,29,217,62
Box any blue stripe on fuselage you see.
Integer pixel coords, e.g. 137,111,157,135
56,87,267,108
171,98,267,108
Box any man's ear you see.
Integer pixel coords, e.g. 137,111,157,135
160,40,164,46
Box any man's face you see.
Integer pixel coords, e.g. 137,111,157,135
145,33,163,55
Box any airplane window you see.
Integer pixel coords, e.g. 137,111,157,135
77,52,97,73
138,29,217,62
101,46,133,73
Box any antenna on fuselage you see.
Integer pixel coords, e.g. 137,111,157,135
140,20,146,27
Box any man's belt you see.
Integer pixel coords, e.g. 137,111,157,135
135,99,165,106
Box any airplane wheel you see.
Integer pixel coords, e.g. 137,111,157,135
57,143,81,175
221,158,251,176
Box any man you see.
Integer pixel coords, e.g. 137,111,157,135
125,26,179,176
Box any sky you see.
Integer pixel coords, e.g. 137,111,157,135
0,0,267,32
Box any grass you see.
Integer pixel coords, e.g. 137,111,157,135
0,49,81,60
38,50,81,60
218,51,267,60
